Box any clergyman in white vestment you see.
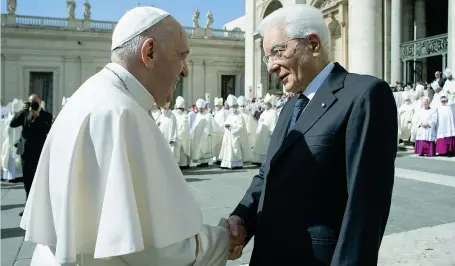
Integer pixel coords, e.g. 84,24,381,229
20,7,244,266
435,96,455,156
172,96,192,169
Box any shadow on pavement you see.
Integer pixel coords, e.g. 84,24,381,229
1,227,25,239
1,204,25,211
183,169,246,176
185,178,211,182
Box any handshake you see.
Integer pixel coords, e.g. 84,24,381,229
218,215,247,260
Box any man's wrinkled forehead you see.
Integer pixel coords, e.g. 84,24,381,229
263,24,288,52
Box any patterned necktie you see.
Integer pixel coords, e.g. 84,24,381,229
287,94,309,134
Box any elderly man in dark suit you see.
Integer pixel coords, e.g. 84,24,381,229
219,4,398,266
10,94,52,215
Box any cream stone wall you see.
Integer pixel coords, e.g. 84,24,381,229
0,17,244,113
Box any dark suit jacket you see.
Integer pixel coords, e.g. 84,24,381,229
10,109,53,158
231,63,397,266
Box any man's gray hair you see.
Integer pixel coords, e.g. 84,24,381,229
111,17,175,63
257,4,330,55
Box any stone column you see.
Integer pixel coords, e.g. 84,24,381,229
414,0,427,82
390,0,402,84
348,0,383,78
384,0,392,83
244,0,256,100
190,60,205,103
448,0,455,70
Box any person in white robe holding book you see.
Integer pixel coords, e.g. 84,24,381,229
21,7,244,266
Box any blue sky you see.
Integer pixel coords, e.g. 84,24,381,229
2,0,245,29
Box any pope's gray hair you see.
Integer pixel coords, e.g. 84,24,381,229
111,16,176,64
258,4,330,56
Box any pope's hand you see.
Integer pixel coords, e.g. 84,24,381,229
218,216,246,260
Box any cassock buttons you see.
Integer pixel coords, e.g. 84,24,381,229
321,103,326,108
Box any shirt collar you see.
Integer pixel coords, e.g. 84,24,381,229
105,63,156,113
302,62,335,100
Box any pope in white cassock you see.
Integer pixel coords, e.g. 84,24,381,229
413,97,438,156
191,99,219,167
157,102,179,160
172,96,192,169
397,97,415,141
237,95,257,152
251,94,278,165
20,7,244,266
212,97,226,165
435,96,455,156
219,95,250,169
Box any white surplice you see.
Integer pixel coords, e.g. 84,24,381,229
172,109,191,167
436,104,455,139
191,111,219,164
219,110,250,168
443,79,455,104
157,108,179,160
413,108,438,141
238,107,257,152
397,102,415,140
431,91,448,109
21,63,228,266
251,108,278,164
212,108,226,162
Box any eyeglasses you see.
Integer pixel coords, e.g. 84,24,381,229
262,38,303,66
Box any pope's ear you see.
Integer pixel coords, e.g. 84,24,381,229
141,38,156,68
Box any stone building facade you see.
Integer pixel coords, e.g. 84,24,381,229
225,0,454,99
1,6,245,113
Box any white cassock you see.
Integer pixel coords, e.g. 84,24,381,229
157,107,179,160
212,98,226,162
191,100,219,165
436,104,455,140
238,96,257,152
21,63,228,266
172,97,191,167
443,79,455,104
397,102,415,140
413,108,438,141
431,91,447,109
151,108,161,121
251,107,278,164
1,100,23,180
188,111,197,130
219,95,250,168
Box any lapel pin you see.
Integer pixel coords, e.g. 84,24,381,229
321,103,326,108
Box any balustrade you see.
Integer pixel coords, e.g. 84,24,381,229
1,14,244,41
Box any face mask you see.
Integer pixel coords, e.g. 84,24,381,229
231,108,237,113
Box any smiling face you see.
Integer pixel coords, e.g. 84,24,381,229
141,18,189,107
262,25,320,94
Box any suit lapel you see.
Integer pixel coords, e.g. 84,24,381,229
270,63,347,166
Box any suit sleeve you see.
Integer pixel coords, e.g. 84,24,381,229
10,110,26,128
230,164,265,242
331,80,397,265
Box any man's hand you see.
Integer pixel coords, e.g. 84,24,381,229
219,216,246,260
31,110,40,118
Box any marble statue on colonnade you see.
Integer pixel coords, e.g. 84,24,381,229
67,0,76,19
205,10,213,29
7,0,16,14
193,9,200,28
84,0,91,20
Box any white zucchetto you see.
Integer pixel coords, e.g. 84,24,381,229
111,7,170,51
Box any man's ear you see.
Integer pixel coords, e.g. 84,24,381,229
141,38,156,68
307,34,323,57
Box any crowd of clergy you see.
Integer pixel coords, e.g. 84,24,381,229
394,68,455,157
2,68,454,184
150,93,285,170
